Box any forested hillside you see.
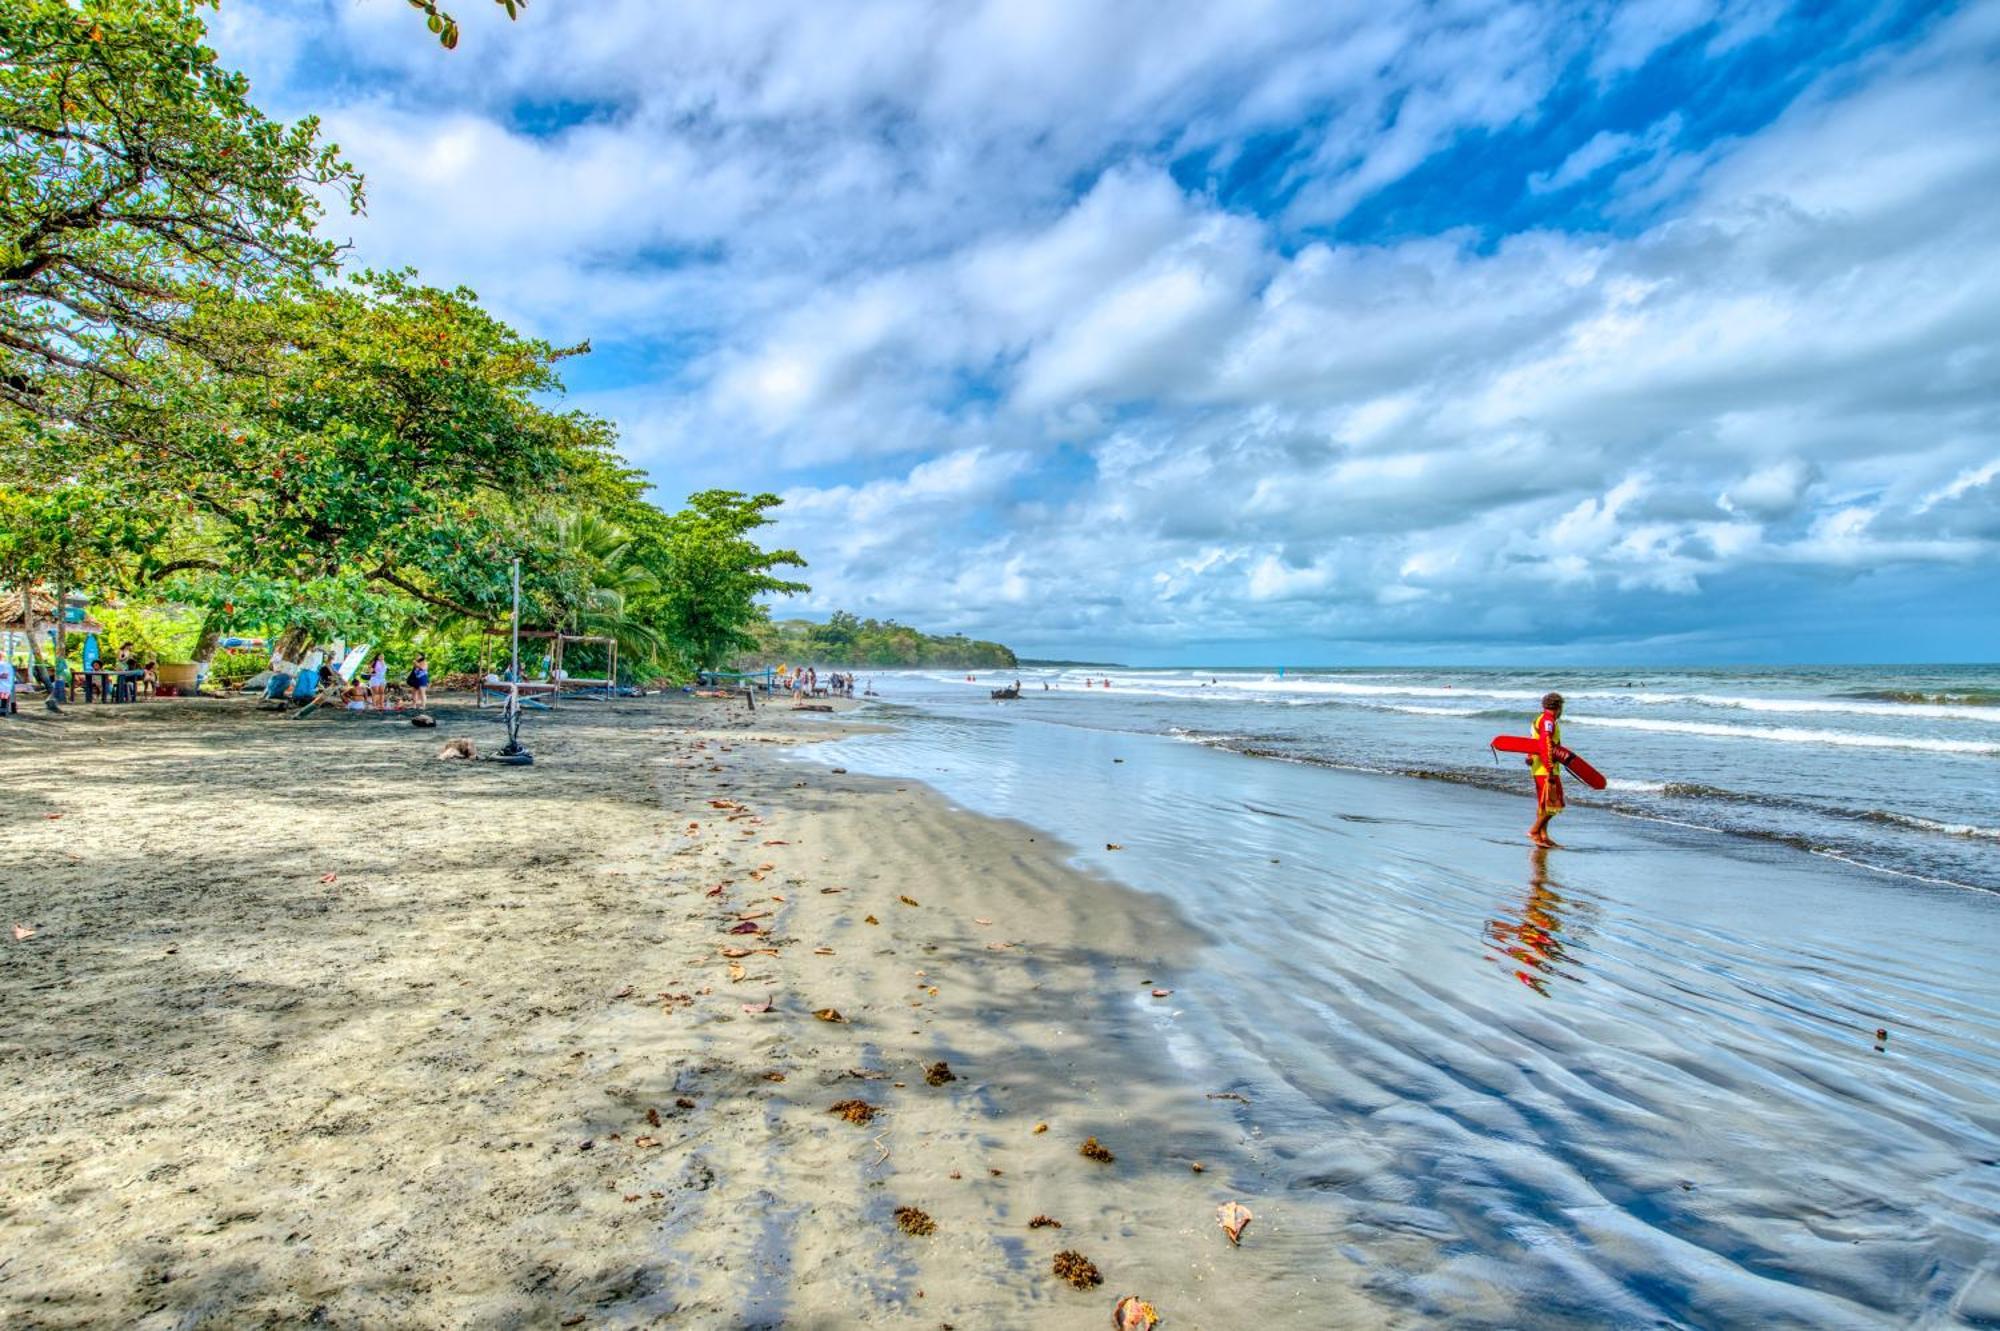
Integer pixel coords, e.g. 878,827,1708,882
742,612,1016,668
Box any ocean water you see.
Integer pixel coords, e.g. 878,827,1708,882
866,665,2000,892
801,665,2000,1328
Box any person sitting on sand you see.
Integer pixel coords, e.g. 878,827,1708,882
1528,691,1566,847
263,656,295,701
291,658,321,705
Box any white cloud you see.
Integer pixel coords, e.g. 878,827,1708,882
212,0,2000,656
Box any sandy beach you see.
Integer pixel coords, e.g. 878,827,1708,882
0,697,1354,1329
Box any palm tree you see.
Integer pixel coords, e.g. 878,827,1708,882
535,509,663,680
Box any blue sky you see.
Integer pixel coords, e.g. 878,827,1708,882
213,0,2000,664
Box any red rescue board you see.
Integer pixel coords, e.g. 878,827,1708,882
1489,734,1608,791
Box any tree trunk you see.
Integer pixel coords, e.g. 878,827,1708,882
47,579,66,711
16,584,46,673
189,608,225,692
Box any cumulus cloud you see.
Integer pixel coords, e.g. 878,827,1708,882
215,0,2000,659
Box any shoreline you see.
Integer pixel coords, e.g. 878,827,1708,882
791,693,2000,1328
0,696,1359,1328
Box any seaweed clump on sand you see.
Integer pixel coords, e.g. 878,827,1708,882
1028,1214,1062,1229
924,1060,957,1086
894,1206,936,1236
1052,1250,1102,1289
1079,1136,1114,1163
829,1099,878,1125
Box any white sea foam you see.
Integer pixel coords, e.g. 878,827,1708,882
1580,714,2000,756
1872,812,2000,841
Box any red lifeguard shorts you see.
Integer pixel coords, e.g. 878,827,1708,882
1535,771,1566,815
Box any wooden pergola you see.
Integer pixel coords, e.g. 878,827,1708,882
476,628,619,707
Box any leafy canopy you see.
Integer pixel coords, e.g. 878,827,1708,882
0,0,360,432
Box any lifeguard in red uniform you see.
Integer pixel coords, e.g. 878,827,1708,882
1528,691,1566,847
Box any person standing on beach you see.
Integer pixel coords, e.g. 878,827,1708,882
1528,691,1566,847
407,654,430,709
368,655,388,710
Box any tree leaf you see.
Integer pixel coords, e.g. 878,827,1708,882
1114,1295,1162,1329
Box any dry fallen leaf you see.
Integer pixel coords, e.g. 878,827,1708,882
893,1205,935,1236
924,1061,957,1086
762,1071,787,1082
12,923,36,942
1029,1214,1061,1229
705,884,726,897
1113,1295,1161,1329
1151,989,1173,998
813,1008,847,1023
830,1098,877,1124
1052,1250,1102,1290
612,985,635,999
763,840,789,846
974,917,994,926
634,1136,660,1149
1033,1122,1049,1135
899,895,920,907
726,921,764,935
819,886,844,894
42,813,61,821
1217,1201,1253,1245
319,873,338,884
727,962,747,982
864,914,880,926
1079,1137,1114,1163
720,946,754,958
742,997,775,1014
1105,843,1124,851
646,1108,661,1128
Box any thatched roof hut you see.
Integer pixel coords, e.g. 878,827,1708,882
0,588,105,634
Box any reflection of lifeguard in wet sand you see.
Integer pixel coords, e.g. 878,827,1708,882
1484,847,1592,996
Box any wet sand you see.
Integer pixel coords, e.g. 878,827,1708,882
0,697,1355,1328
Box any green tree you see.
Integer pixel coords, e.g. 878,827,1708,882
630,491,807,671
0,0,361,435
121,270,630,623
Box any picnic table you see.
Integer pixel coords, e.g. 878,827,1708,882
78,668,146,703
